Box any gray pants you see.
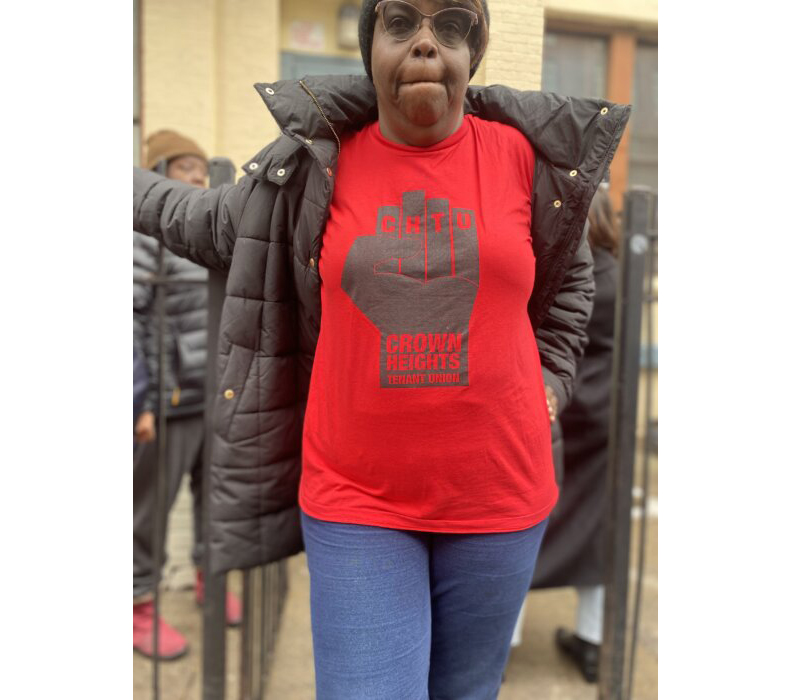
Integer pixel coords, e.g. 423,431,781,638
133,413,205,598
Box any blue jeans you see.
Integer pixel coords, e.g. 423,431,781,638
300,511,549,700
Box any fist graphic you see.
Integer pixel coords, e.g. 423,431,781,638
342,190,479,388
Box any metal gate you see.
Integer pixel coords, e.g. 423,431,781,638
599,187,658,699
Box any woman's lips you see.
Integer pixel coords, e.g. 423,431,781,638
400,80,445,89
400,71,444,85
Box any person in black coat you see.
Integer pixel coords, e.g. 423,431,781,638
527,184,619,682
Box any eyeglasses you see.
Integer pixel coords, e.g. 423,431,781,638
375,1,479,49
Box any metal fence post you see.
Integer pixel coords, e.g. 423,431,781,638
626,191,658,699
240,567,262,700
150,240,169,700
202,157,236,700
240,562,284,700
148,159,170,700
598,188,652,699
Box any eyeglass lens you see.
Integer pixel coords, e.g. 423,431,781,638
381,1,475,47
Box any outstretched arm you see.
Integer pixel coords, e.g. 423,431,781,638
133,167,256,271
535,222,596,414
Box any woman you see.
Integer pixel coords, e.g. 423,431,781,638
133,1,630,695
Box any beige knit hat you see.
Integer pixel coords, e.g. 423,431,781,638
145,130,208,170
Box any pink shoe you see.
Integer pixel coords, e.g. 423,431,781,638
196,570,242,627
133,600,189,660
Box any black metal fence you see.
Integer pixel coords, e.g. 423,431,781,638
599,187,658,699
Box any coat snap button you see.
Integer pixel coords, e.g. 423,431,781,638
309,257,316,268
600,107,608,115
326,167,333,177
265,87,274,95
276,168,286,177
224,389,235,400
554,200,562,208
569,169,578,177
305,138,313,145
249,162,259,171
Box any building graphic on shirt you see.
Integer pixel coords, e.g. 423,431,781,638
341,190,479,388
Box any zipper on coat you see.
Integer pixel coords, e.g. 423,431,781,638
299,80,342,156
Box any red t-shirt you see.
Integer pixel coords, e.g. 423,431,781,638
299,115,558,532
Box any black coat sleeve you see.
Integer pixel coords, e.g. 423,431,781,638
133,167,256,271
536,223,596,413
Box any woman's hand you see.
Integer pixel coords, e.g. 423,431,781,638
135,410,156,443
545,385,559,423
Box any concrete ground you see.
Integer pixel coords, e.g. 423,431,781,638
134,459,657,699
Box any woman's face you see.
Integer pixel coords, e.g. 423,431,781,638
371,0,474,146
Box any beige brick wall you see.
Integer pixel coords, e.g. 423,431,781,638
214,0,281,172
142,0,216,166
475,0,545,91
142,0,280,179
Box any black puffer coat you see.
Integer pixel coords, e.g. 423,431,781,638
133,232,208,418
133,75,630,573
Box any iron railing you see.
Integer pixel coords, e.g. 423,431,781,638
599,187,658,700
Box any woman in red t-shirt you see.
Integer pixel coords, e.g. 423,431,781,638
299,2,599,697
132,0,630,694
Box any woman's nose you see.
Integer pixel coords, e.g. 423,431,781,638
411,22,438,59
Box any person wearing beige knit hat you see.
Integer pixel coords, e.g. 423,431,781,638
144,129,208,188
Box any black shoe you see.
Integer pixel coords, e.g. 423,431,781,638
555,627,600,683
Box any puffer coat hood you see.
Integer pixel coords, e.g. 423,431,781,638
133,75,630,573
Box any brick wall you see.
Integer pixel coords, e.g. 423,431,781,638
475,0,545,91
142,0,216,167
142,0,280,179
213,0,281,172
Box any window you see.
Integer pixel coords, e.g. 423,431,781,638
541,31,608,99
280,52,365,80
